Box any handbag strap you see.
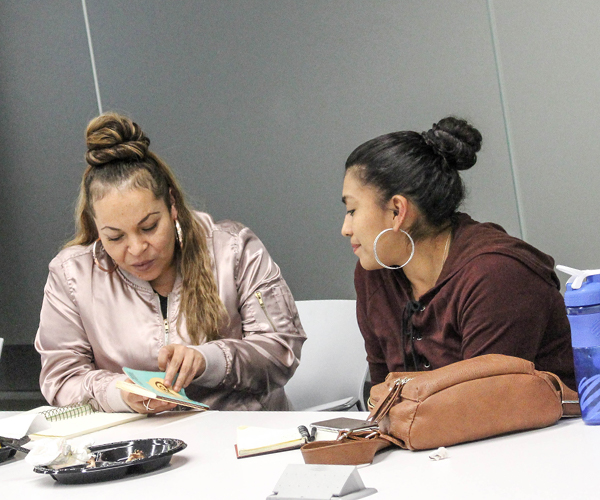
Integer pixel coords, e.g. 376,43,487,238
301,430,395,465
301,378,413,466
542,371,581,417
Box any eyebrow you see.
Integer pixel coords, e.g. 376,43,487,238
101,211,161,231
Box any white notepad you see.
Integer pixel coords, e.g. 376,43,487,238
29,408,146,440
0,404,146,440
235,426,309,458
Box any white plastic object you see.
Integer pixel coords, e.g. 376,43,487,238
267,464,377,500
556,265,600,290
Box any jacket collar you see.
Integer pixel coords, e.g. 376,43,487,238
117,266,183,296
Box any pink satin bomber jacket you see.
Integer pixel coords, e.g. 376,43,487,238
35,212,306,412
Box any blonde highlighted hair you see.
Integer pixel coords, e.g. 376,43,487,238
66,112,226,343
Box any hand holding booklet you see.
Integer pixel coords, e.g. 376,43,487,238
116,367,209,411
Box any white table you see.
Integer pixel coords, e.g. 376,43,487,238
0,411,597,499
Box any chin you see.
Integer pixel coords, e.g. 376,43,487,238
358,257,382,271
126,267,161,282
136,272,160,283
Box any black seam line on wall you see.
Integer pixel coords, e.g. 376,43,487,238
82,0,103,115
486,0,526,241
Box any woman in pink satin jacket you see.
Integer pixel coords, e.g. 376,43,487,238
35,112,306,413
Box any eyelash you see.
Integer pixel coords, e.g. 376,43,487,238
106,223,158,242
346,209,355,216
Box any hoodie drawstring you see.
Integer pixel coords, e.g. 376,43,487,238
401,300,422,371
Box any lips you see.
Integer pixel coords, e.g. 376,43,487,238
351,244,361,253
131,260,155,272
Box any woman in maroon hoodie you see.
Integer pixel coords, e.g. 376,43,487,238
341,116,575,389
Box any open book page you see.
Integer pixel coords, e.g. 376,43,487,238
236,426,308,458
120,367,209,410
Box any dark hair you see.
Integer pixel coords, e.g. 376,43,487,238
345,116,482,239
67,112,227,343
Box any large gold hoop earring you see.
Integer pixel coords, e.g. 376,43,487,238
175,219,183,251
92,239,117,273
373,228,415,270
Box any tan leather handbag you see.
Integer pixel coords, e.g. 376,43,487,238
302,354,580,464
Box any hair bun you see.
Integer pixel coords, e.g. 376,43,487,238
85,112,150,168
421,116,482,171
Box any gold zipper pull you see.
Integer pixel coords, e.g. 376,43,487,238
255,291,277,331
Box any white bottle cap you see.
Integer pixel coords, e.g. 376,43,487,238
556,265,600,290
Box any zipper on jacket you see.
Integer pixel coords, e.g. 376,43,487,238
255,291,276,331
164,318,170,346
156,293,170,346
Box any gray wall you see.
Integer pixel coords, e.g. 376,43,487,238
492,1,600,272
1,1,596,344
1,2,99,345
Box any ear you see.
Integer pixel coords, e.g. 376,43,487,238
169,189,178,220
389,195,409,232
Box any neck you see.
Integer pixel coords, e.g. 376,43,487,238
150,264,177,296
403,227,452,300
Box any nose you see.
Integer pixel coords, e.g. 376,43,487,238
341,214,352,237
127,235,148,257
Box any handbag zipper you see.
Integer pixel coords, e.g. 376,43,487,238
369,376,413,424
255,291,277,331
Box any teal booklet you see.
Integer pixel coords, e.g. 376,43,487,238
117,367,209,411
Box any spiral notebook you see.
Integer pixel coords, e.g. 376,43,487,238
26,402,146,440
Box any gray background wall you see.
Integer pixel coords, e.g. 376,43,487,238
1,0,597,344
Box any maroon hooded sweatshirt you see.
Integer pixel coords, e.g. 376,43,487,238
355,213,575,389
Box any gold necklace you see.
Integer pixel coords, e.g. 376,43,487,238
440,231,452,274
411,230,453,300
